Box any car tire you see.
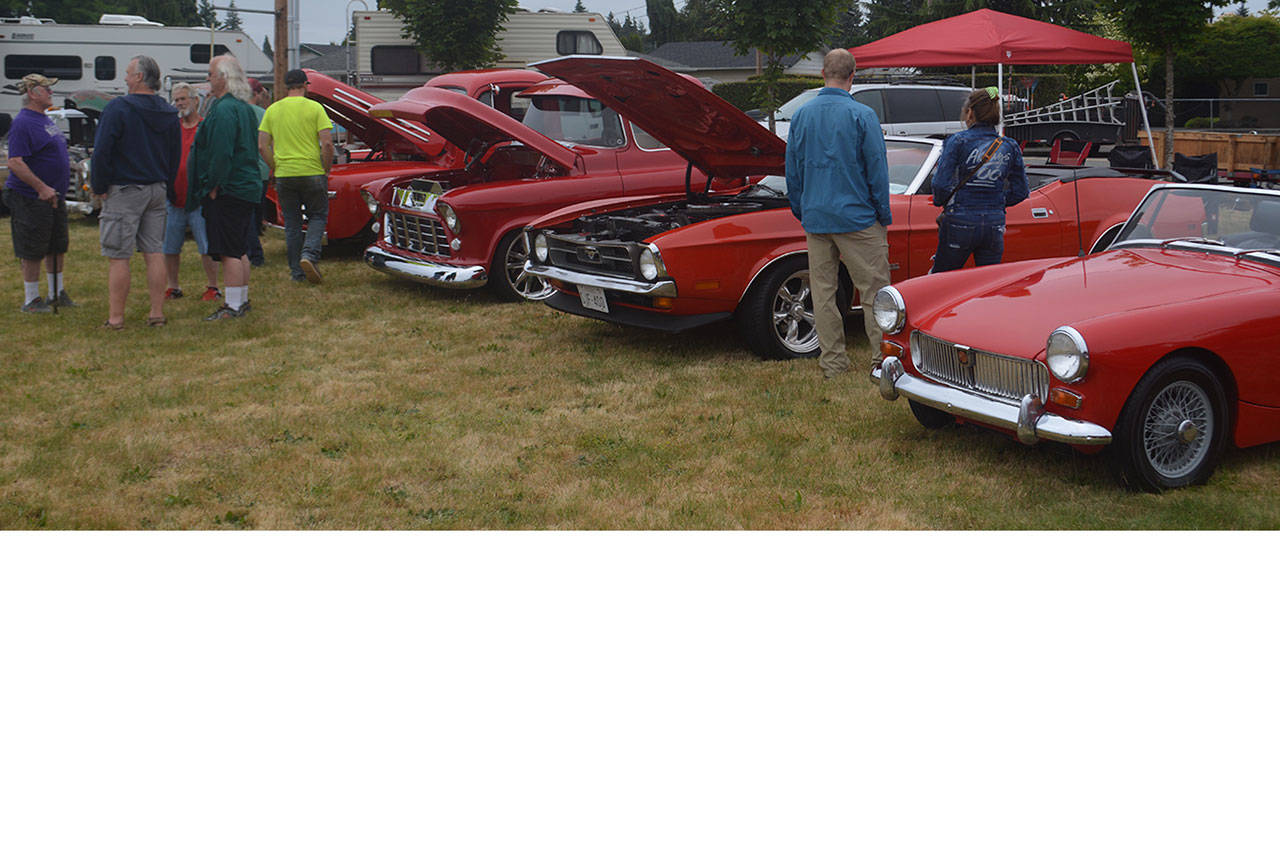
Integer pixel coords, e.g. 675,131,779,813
1108,356,1229,491
488,230,551,301
736,257,820,359
909,399,954,430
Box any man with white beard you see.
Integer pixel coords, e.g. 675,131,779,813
162,83,220,302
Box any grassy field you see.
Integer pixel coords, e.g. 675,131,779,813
3,216,1280,529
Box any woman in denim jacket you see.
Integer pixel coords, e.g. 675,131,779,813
931,88,1029,272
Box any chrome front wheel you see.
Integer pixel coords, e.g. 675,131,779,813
736,257,820,359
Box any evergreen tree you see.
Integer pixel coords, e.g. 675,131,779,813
220,0,243,31
381,0,519,69
196,0,217,27
262,34,273,59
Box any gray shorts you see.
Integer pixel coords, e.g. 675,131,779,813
99,183,167,259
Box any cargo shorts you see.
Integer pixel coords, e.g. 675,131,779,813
99,183,167,259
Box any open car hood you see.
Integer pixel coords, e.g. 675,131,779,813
369,86,582,173
303,70,442,157
532,56,786,179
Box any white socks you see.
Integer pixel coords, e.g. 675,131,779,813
225,286,247,311
47,271,64,299
24,281,40,304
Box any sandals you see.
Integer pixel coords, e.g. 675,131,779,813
102,320,124,331
147,316,167,327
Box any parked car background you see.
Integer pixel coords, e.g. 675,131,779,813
762,80,971,140
260,68,548,243
873,183,1280,490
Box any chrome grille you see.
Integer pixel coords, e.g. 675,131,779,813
910,330,1049,402
545,234,636,277
387,213,449,257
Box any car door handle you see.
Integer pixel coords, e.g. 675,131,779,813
1031,207,1052,218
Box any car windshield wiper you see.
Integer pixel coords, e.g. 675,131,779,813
745,182,786,198
1159,236,1226,248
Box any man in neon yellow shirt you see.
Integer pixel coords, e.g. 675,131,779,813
258,68,333,283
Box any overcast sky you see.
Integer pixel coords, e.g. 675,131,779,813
235,0,1273,53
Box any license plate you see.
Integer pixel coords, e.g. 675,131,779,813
579,284,609,313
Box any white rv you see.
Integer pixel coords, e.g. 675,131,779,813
351,8,626,100
0,13,272,119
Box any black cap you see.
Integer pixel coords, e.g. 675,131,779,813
285,68,308,87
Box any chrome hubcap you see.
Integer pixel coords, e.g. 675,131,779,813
770,271,818,353
508,239,551,300
1143,380,1213,479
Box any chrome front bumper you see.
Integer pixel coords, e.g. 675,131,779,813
525,262,678,298
364,245,487,289
872,356,1112,447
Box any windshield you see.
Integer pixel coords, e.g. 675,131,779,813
522,95,625,148
1113,186,1280,257
741,139,935,198
775,87,820,121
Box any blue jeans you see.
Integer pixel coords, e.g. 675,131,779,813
275,174,328,278
932,211,1005,273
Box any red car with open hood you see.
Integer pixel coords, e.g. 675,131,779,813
522,56,1176,360
361,75,731,300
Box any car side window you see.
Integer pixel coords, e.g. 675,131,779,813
937,89,968,124
630,122,667,151
884,89,943,124
852,89,886,123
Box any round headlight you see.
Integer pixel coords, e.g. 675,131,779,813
361,190,378,215
1046,326,1089,383
638,247,659,281
437,202,459,233
872,286,906,334
533,232,549,263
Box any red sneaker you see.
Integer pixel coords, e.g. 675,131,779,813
164,287,184,300
201,286,221,302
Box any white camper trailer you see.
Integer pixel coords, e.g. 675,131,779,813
0,14,272,118
351,8,626,100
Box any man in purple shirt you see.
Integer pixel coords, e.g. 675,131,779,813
4,74,74,314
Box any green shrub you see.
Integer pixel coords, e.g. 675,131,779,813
1185,116,1217,129
712,76,821,113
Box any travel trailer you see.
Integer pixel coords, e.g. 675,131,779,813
351,8,625,100
0,14,272,119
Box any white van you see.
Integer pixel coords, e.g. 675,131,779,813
767,82,971,140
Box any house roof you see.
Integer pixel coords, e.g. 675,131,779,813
643,41,815,73
298,43,357,75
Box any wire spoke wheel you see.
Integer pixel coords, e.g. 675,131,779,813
1141,379,1213,480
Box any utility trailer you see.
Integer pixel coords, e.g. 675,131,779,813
1004,81,1148,149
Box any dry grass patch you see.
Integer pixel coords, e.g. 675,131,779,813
3,217,1280,528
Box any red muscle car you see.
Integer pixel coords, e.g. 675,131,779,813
873,183,1280,490
522,56,1174,360
361,76,732,300
262,69,548,242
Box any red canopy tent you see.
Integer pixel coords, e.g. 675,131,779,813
849,10,1154,151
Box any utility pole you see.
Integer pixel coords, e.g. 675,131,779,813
274,0,287,99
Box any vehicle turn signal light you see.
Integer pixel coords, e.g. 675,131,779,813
1049,387,1084,409
880,340,905,359
653,297,674,309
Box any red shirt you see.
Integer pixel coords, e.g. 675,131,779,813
174,119,200,203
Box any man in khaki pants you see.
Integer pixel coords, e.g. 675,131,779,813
785,49,892,378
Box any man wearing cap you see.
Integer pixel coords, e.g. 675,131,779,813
257,68,333,283
91,55,181,329
4,74,74,314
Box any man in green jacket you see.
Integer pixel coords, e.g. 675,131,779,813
187,54,263,320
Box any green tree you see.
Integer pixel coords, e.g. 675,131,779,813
573,0,587,11
826,4,865,48
381,0,519,69
1177,12,1280,122
714,0,842,129
0,0,199,25
607,12,649,52
196,0,217,27
677,0,724,41
219,0,243,31
647,0,681,45
1105,0,1213,166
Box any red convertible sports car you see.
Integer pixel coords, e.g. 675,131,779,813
523,56,1174,359
873,183,1280,490
262,69,547,242
362,75,732,300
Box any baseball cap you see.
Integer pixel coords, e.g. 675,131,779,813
284,69,308,87
17,73,57,93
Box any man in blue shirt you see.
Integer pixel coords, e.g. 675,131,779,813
785,49,892,379
4,74,72,313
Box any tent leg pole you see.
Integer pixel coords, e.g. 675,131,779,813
998,63,1004,134
1132,62,1157,161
